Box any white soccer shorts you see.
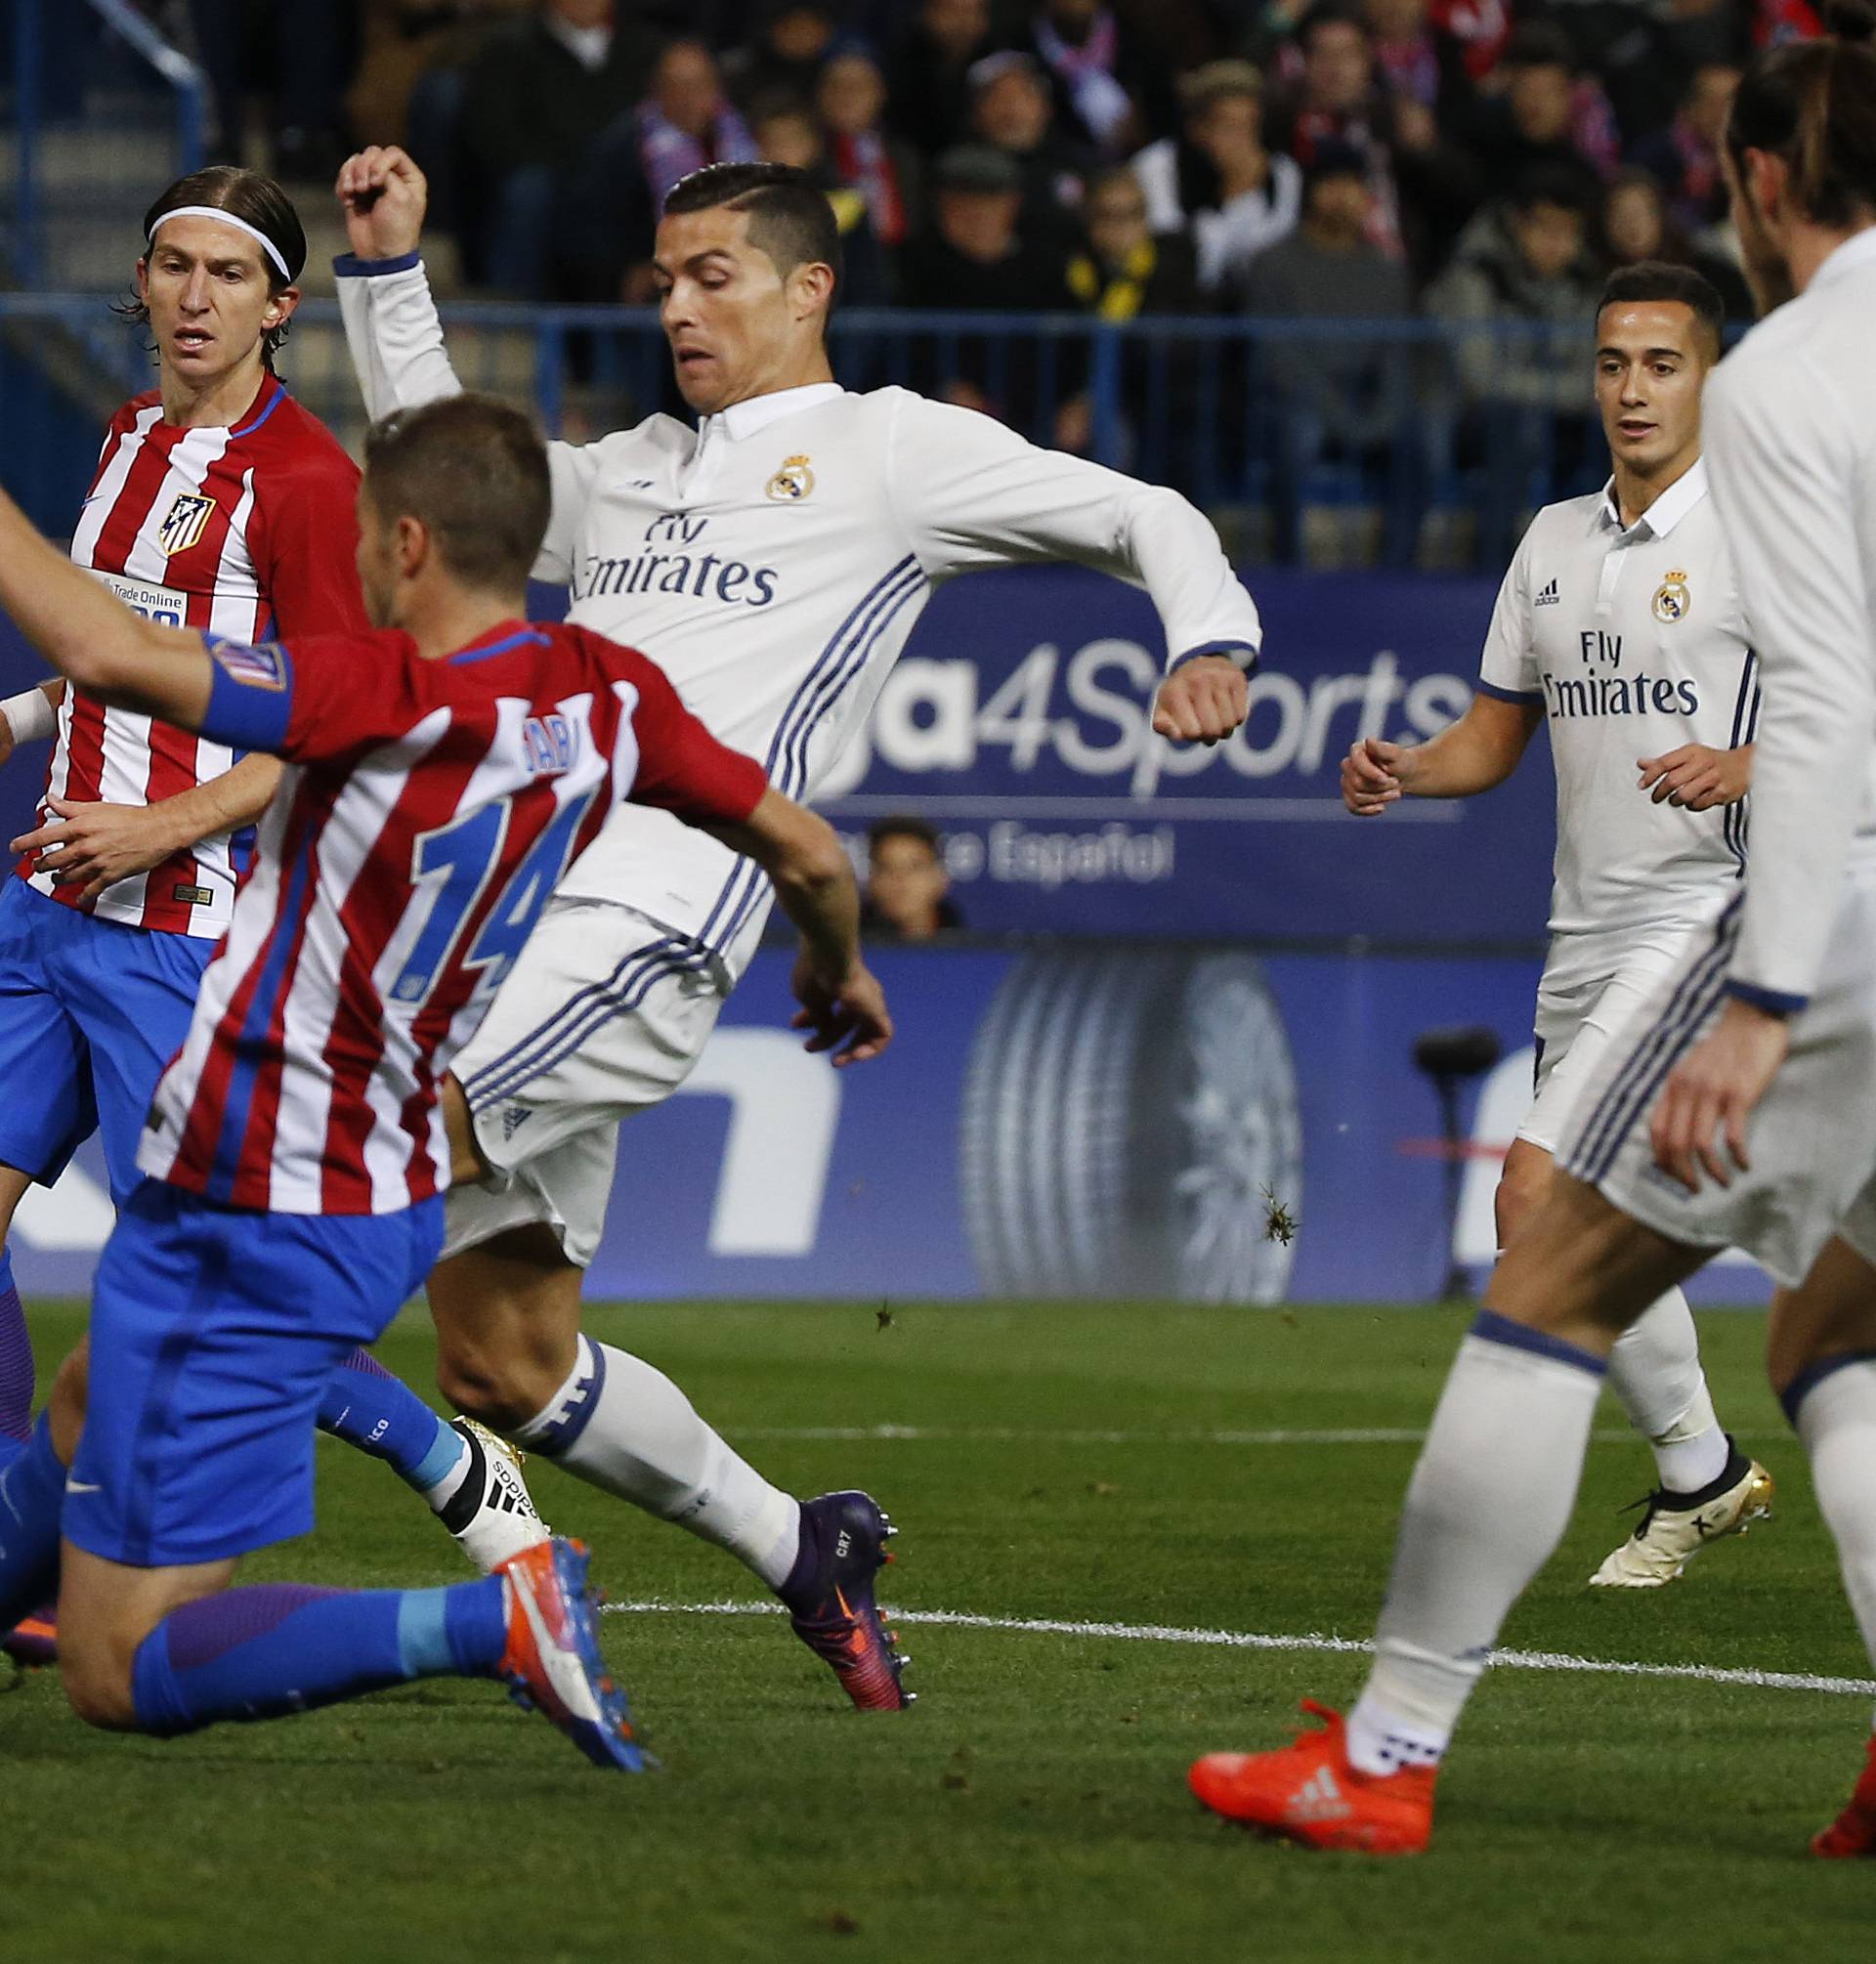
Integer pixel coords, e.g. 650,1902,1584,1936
442,895,728,1266
1518,923,1714,1156
1558,867,1876,1288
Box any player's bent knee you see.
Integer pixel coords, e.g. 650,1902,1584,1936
1489,1172,1698,1341
48,1338,90,1463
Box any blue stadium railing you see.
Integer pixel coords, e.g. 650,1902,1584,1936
0,291,1607,568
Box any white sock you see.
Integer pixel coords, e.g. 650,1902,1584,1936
1606,1287,1729,1494
1793,1359,1876,1686
513,1336,801,1589
1350,1319,1604,1773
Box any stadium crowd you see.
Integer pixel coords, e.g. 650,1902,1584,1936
185,0,1810,317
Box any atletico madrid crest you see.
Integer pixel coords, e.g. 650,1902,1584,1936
158,491,217,557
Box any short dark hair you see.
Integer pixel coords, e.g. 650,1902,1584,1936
362,395,551,595
662,161,844,309
1511,165,1589,216
121,165,307,365
867,815,942,857
1298,3,1367,49
1727,0,1876,230
1598,261,1726,359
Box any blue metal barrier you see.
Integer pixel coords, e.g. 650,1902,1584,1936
0,291,1608,569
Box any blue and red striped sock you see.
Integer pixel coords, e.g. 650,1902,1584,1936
317,1347,468,1494
0,1246,33,1442
129,1576,507,1734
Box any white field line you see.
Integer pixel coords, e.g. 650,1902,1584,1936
726,1424,1786,1447
598,1598,1876,1698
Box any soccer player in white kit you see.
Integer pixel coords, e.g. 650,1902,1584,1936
1341,261,1771,1590
1191,8,1876,1856
332,151,1259,1712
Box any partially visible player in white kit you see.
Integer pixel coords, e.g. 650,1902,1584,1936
1192,4,1876,1857
1342,261,1770,1589
332,152,1258,1711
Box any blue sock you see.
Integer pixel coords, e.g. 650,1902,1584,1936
129,1576,508,1734
317,1347,468,1493
0,1414,65,1630
0,1246,33,1442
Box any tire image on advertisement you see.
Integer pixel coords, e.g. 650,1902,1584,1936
959,948,1303,1303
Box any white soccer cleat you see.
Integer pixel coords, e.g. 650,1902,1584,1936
1589,1451,1774,1589
442,1416,554,1573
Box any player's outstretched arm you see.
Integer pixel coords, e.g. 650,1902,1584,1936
0,488,212,726
12,755,283,905
1343,692,1542,813
705,790,892,1068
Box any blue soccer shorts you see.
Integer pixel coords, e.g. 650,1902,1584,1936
63,1180,446,1567
0,876,209,1201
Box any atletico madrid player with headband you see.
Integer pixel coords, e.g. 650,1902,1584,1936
0,170,554,1670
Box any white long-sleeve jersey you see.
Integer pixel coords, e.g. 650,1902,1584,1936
338,256,1261,980
1702,228,1876,1011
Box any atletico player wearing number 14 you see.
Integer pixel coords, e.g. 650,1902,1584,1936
0,391,887,1763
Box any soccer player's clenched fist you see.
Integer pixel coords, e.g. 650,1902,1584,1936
1151,654,1249,746
1342,736,1405,815
336,146,429,260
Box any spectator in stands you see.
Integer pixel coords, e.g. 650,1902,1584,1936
1600,167,1752,319
1428,168,1603,513
453,0,661,294
886,0,996,158
1629,60,1740,235
896,146,1084,437
819,46,923,257
1360,0,1474,131
747,100,892,305
724,3,841,115
1463,24,1616,219
1132,62,1302,298
1069,167,1206,315
190,0,356,179
1010,0,1176,159
966,52,1100,256
862,818,964,942
632,40,761,214
1241,142,1415,551
1267,5,1475,280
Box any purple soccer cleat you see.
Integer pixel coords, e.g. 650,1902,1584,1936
781,1490,913,1712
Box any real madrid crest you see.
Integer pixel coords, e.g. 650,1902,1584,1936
765,454,814,502
1652,569,1691,623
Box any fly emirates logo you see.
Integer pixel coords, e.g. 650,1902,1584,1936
1543,629,1699,720
574,511,781,610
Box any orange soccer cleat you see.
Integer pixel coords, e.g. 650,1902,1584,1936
1812,1733,1876,1857
1189,1701,1437,1855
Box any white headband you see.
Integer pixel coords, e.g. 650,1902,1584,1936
148,205,294,282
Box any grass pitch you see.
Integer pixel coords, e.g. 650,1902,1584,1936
6,1300,1873,1964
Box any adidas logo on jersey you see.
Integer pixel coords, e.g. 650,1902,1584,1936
1285,1767,1355,1822
1534,576,1560,606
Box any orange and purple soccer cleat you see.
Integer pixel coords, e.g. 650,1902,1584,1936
782,1491,913,1712
496,1537,645,1771
0,1606,57,1669
1812,1734,1876,1857
1189,1701,1437,1855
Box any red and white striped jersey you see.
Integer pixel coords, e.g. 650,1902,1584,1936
138,619,768,1215
22,375,365,938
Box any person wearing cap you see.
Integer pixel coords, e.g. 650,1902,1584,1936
0,167,557,1671
1131,61,1303,295
966,48,1101,259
